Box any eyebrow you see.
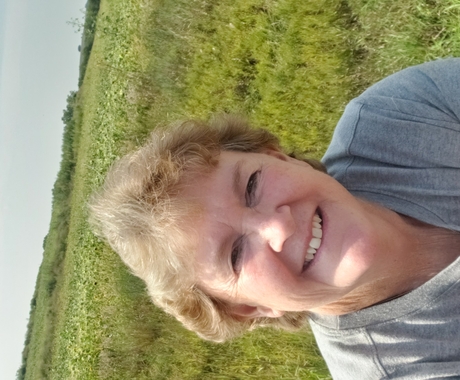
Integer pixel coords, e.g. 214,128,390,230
232,159,244,199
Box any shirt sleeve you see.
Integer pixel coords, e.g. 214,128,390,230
358,58,460,124
322,58,460,231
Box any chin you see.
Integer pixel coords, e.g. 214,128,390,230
333,228,380,288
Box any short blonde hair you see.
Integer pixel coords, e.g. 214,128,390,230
89,115,323,341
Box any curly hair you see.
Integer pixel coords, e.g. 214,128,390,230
89,115,325,342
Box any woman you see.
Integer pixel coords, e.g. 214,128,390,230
90,58,460,379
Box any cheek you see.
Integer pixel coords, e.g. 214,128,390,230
239,256,294,296
242,247,284,278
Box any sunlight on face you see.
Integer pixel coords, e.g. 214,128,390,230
183,150,387,317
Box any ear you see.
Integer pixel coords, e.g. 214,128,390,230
262,148,290,161
230,304,285,319
263,149,311,167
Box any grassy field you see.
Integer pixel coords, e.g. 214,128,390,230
19,0,460,379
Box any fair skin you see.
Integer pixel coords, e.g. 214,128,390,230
183,150,456,318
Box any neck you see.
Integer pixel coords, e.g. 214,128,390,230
314,202,460,315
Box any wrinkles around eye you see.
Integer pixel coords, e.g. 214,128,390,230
245,170,260,206
231,236,244,273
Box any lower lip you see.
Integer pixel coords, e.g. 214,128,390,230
303,243,321,273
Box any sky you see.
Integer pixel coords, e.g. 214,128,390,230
0,0,86,378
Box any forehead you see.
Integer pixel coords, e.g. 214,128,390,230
181,150,250,192
178,152,245,232
178,152,250,284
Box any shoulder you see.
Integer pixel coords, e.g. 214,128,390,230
323,58,460,172
322,59,460,231
310,257,460,379
356,58,460,122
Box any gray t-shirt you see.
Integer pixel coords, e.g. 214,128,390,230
312,59,460,379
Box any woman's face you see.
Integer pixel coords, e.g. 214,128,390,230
184,150,390,317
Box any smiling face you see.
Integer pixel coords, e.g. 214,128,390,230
183,150,400,318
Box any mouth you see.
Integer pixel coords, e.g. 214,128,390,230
302,209,322,271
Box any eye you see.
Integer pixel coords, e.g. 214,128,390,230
245,170,260,206
231,239,243,273
232,170,260,274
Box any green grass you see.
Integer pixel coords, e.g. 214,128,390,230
20,0,460,379
342,0,460,89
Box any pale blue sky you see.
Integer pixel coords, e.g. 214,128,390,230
0,0,86,377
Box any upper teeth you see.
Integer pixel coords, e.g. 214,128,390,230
306,213,322,262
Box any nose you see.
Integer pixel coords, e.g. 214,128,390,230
244,205,295,252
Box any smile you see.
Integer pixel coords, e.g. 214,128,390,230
305,212,322,264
